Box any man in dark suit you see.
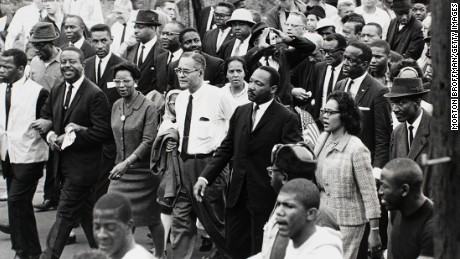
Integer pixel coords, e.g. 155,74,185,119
202,2,235,56
62,15,96,59
84,24,126,201
194,66,302,259
386,0,424,60
38,46,111,259
307,33,347,119
197,5,214,40
123,9,166,94
385,77,432,195
167,28,226,90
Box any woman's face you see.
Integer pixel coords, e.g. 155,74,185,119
226,60,245,88
168,94,178,117
114,70,136,99
322,99,343,133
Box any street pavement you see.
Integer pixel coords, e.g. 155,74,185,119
0,176,211,259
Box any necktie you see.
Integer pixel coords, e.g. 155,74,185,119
327,66,335,95
408,125,414,149
97,59,102,85
265,56,270,66
168,52,174,65
181,95,193,159
251,104,259,130
64,84,73,110
233,40,243,57
121,23,127,44
216,29,225,51
346,79,354,94
138,45,145,67
5,83,12,129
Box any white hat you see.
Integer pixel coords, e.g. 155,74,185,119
315,18,336,31
226,9,255,26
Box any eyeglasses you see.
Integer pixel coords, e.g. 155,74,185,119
168,101,175,106
214,12,231,19
319,48,344,56
174,68,200,76
343,55,361,64
266,166,284,178
284,23,304,28
320,109,341,116
113,79,133,85
161,31,180,37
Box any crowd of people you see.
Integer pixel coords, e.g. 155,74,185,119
0,0,434,258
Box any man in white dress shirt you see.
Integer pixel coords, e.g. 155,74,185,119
62,0,104,29
355,0,391,40
110,0,136,56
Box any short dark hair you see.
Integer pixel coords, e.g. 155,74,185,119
216,2,235,13
164,20,186,31
324,33,347,49
364,22,383,37
64,14,91,39
2,48,27,68
348,41,373,63
256,66,280,87
154,0,175,9
224,56,247,75
90,24,112,38
383,158,424,192
369,39,390,55
178,27,200,44
280,179,320,210
113,62,142,80
343,13,365,34
180,51,207,70
327,91,362,135
389,60,425,82
94,193,133,224
61,46,85,63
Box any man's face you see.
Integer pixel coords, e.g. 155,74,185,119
285,15,305,38
412,3,427,21
248,69,276,104
338,5,354,18
323,39,344,67
389,97,419,123
395,9,413,25
360,25,381,45
342,45,367,78
176,56,203,91
64,17,84,43
278,0,293,10
131,0,144,9
370,46,389,75
44,0,60,15
33,42,54,62
113,4,131,24
60,50,83,83
379,168,403,211
91,31,112,59
0,56,22,83
231,22,252,40
93,209,131,257
134,24,155,44
159,2,176,20
181,31,202,52
161,23,181,51
305,14,318,33
275,191,310,239
343,22,360,44
213,6,233,30
317,26,335,40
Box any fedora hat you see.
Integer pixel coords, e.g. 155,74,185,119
29,22,60,43
271,143,317,180
392,0,412,12
384,77,430,98
226,9,255,26
249,22,269,47
134,9,162,26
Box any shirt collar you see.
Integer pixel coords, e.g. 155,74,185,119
254,98,274,112
332,133,352,152
189,81,207,99
141,35,157,50
224,81,248,98
351,71,368,87
96,51,112,63
406,109,423,133
330,62,343,72
66,75,85,89
171,48,183,62
71,36,85,49
11,75,28,88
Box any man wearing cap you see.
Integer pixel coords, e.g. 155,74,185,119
355,0,391,40
217,9,255,61
385,77,431,174
265,0,307,32
386,0,425,60
250,143,340,259
202,2,235,57
123,9,166,94
315,18,335,40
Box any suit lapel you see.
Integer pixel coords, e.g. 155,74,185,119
355,75,371,104
100,54,115,86
408,112,430,159
252,101,276,134
64,80,86,122
55,84,67,134
397,125,410,156
86,57,96,83
139,42,160,71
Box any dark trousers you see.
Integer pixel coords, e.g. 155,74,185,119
44,151,59,204
170,157,228,259
41,180,97,259
225,188,272,259
94,143,116,201
2,156,44,257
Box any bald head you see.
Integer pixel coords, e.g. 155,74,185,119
383,158,424,193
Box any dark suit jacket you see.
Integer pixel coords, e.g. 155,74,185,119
41,78,111,186
309,61,346,118
84,53,126,108
153,51,171,94
216,38,247,62
335,74,392,168
200,100,302,211
197,6,213,40
386,15,424,60
123,41,166,94
167,51,225,90
202,28,234,57
61,40,96,60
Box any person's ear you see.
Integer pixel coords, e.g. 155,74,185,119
306,208,318,221
281,172,289,184
401,183,410,197
270,84,278,95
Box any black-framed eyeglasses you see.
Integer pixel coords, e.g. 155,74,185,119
161,31,180,37
113,79,133,85
267,166,284,178
174,68,200,76
319,48,344,56
214,12,231,19
320,109,341,116
168,101,176,106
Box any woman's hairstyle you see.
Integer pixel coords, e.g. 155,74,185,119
113,62,141,81
224,56,248,75
327,91,361,135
